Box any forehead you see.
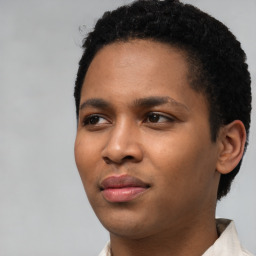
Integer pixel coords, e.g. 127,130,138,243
80,39,207,113
87,40,188,73
83,40,188,91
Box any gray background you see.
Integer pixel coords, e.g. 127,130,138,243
0,0,255,255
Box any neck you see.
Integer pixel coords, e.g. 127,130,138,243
109,213,218,256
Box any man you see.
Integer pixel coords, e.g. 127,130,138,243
74,0,253,255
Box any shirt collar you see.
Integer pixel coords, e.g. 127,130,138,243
202,218,252,256
98,241,111,256
98,219,252,256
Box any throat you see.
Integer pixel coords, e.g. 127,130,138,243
108,219,218,256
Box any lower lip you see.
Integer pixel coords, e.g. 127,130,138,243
102,187,147,203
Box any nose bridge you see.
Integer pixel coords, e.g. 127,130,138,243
110,118,131,147
102,116,142,163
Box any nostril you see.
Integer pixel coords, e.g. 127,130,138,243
103,156,112,164
102,155,134,164
123,155,133,160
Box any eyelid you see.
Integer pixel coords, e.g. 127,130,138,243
82,113,110,126
145,112,176,123
80,111,177,127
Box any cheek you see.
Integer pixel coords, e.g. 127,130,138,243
146,131,216,190
146,132,199,168
74,134,100,186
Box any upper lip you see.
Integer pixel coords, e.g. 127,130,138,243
100,175,150,190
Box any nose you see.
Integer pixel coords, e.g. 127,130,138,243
101,120,143,165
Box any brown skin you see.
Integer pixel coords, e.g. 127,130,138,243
75,40,246,256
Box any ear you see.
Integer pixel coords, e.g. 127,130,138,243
216,120,246,175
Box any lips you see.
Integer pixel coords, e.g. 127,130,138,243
100,175,150,203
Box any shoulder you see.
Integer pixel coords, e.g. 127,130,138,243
203,219,255,256
241,248,255,256
98,241,111,256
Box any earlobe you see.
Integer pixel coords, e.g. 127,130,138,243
216,120,246,175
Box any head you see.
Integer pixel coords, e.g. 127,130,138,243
74,0,251,201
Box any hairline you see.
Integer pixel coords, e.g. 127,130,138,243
77,37,216,140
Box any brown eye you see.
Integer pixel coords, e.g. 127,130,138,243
88,116,100,125
83,115,109,126
148,113,160,123
146,112,175,123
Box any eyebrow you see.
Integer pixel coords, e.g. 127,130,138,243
79,96,189,112
79,98,110,111
133,96,189,111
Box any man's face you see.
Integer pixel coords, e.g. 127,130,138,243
75,40,221,239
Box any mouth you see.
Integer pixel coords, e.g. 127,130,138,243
100,175,150,203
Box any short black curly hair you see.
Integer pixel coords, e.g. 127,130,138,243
74,0,251,200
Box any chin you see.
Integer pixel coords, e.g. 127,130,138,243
97,208,155,239
106,224,152,240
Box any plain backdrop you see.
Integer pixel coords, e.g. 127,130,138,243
0,0,255,255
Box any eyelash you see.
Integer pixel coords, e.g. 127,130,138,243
82,114,109,126
82,112,175,127
145,112,175,123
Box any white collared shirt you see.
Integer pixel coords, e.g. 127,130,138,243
98,219,254,256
